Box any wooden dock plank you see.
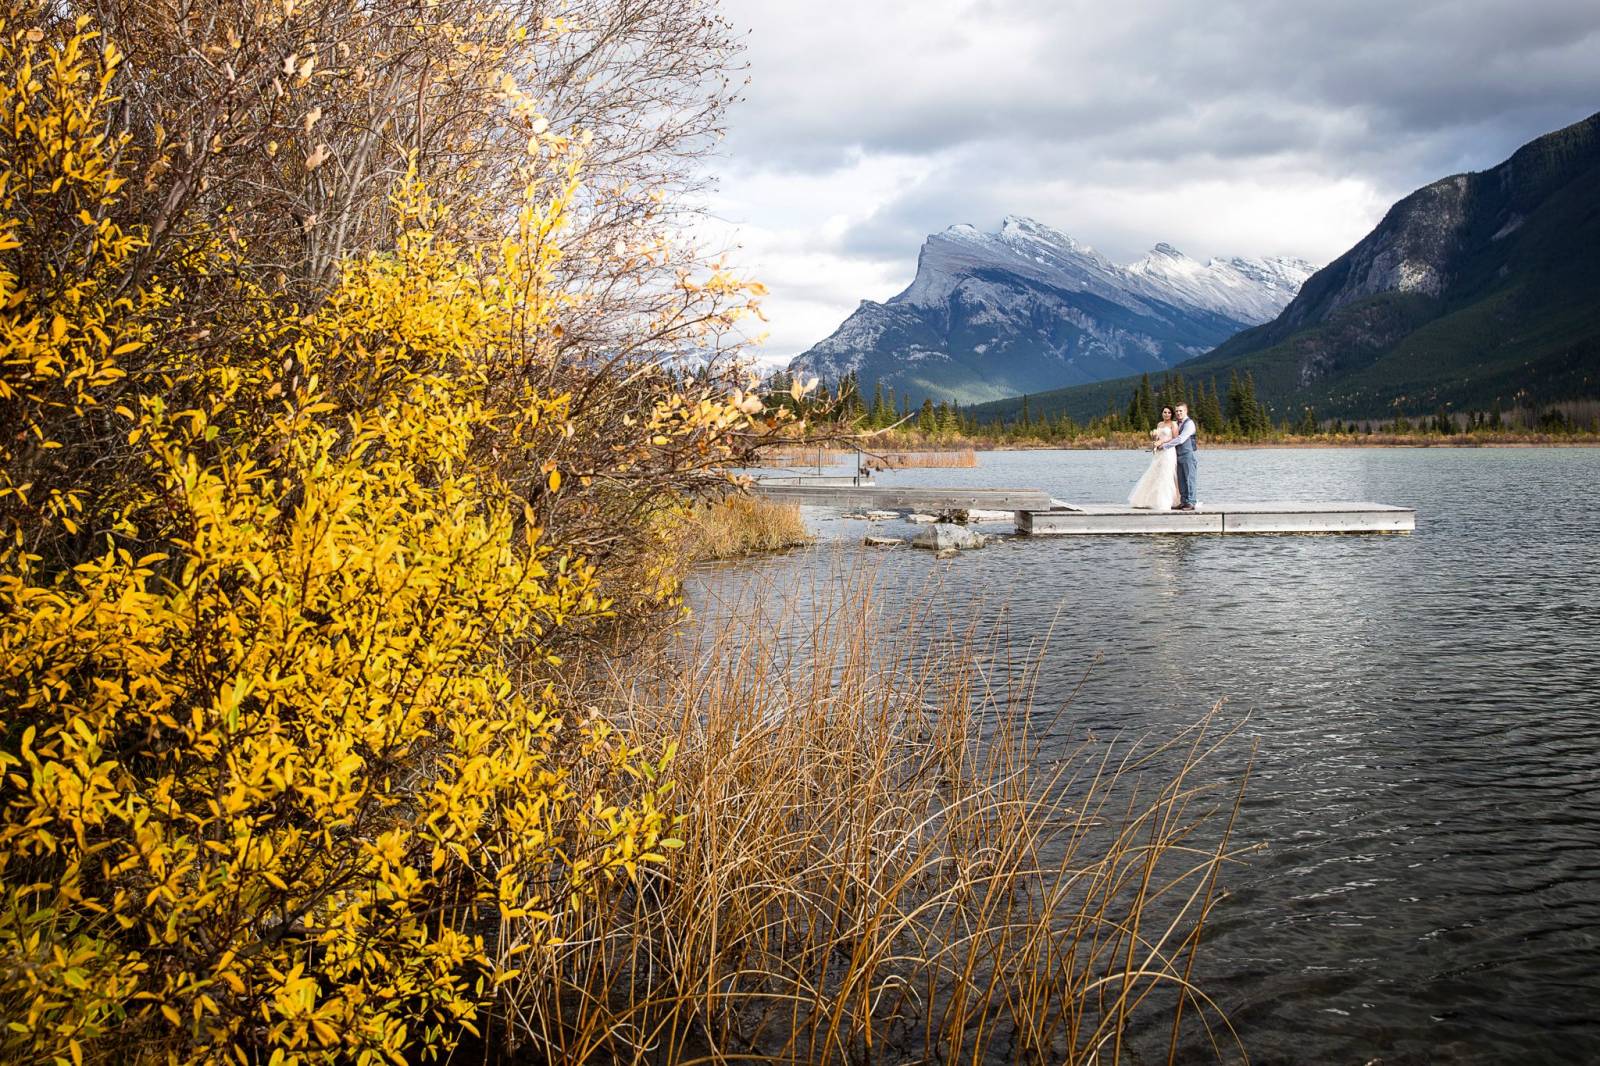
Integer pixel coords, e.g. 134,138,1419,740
1019,502,1415,536
1222,508,1414,534
1018,509,1222,535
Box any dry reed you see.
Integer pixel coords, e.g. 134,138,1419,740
764,447,979,469
684,495,813,560
502,569,1253,1065
879,448,979,469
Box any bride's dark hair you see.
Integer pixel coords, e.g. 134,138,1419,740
1161,406,1174,420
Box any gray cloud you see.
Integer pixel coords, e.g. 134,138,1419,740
722,0,1598,171
704,0,1600,359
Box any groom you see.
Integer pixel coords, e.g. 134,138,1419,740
1159,402,1198,511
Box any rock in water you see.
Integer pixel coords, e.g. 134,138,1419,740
912,523,985,550
935,508,970,524
935,547,958,560
863,535,903,547
865,510,899,521
906,512,938,523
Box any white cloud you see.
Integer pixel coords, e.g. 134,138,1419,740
696,152,937,364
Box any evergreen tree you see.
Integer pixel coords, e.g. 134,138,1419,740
1194,378,1224,434
1224,370,1245,433
1019,394,1032,429
839,371,862,421
1156,371,1190,413
1128,374,1156,428
918,397,937,434
1297,407,1318,435
869,380,887,426
1237,372,1267,436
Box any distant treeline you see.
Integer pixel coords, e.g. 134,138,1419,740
769,369,1600,444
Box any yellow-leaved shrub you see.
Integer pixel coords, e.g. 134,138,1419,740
0,16,703,1064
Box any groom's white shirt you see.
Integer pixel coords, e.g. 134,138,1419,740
1160,418,1195,450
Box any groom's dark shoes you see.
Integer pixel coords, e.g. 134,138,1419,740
1176,503,1195,511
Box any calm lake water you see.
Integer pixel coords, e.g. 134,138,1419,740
688,448,1600,1066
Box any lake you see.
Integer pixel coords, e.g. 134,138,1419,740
688,447,1600,1066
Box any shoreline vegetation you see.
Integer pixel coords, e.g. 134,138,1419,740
761,369,1600,451
682,495,813,559
760,434,1600,467
804,430,1600,455
0,7,1249,1064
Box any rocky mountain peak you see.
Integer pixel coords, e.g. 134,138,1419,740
999,215,1086,253
790,215,1320,406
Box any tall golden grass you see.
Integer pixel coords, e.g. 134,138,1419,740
879,447,979,469
503,570,1252,1064
683,494,813,560
765,447,980,469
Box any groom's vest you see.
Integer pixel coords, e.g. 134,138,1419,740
1174,418,1198,455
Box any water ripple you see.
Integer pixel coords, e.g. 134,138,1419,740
693,447,1600,1064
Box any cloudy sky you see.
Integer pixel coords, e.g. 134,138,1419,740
696,0,1600,364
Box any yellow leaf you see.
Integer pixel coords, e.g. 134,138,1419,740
547,469,560,492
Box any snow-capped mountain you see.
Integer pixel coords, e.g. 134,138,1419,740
790,216,1314,406
1125,243,1314,325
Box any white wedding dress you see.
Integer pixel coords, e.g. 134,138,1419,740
1128,425,1179,510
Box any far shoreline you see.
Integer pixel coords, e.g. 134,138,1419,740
967,439,1600,451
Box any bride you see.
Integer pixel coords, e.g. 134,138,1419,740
1128,405,1181,510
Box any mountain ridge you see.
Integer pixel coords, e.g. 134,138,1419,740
788,217,1314,405
967,109,1600,424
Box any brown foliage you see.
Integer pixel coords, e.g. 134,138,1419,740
681,494,811,560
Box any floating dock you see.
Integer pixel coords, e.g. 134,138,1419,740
1016,502,1415,536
